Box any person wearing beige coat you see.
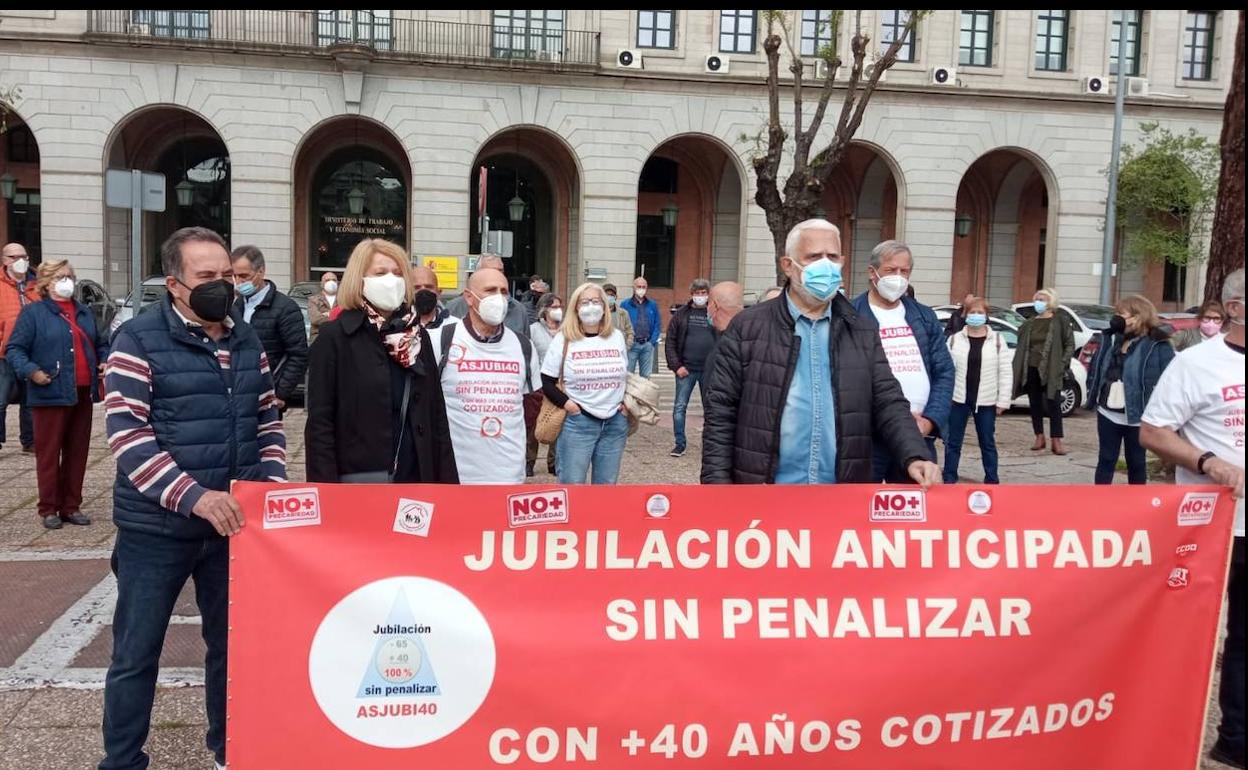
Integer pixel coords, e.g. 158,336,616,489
943,298,1014,484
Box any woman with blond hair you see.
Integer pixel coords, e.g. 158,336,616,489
1085,294,1175,484
541,282,629,484
1013,287,1076,455
5,259,108,529
305,239,457,483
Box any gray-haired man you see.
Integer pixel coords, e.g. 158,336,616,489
665,278,714,457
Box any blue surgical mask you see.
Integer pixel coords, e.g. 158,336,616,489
800,258,842,302
966,312,987,327
1033,300,1048,314
237,280,257,298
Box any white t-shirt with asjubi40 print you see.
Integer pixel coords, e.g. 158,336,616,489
1142,336,1245,536
542,330,628,420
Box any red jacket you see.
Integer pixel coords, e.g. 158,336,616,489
0,270,40,354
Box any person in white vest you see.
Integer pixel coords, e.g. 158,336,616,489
431,267,539,484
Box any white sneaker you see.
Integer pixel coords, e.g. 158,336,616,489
214,763,226,770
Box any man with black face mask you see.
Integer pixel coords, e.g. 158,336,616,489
100,226,286,770
411,265,450,329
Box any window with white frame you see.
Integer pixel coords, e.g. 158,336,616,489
131,10,210,39
1034,10,1069,71
801,10,835,57
493,10,565,59
1182,11,1216,81
315,10,392,50
879,10,915,62
1109,10,1142,77
959,10,994,67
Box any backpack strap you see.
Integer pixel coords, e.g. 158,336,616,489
437,323,456,378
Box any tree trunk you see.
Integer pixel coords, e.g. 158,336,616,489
1205,10,1245,304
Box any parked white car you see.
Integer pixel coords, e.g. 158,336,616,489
935,310,1087,417
109,276,169,336
1010,302,1116,354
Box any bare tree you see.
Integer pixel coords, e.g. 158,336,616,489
1205,10,1244,303
750,10,924,270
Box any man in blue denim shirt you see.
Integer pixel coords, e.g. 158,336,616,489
621,276,661,378
702,219,939,486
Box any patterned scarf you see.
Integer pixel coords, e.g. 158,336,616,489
363,304,422,368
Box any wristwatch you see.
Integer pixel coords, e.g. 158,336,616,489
1196,451,1217,475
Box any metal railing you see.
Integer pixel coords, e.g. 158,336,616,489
87,11,601,70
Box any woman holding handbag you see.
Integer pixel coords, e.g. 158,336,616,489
538,282,629,484
305,238,457,484
525,293,563,476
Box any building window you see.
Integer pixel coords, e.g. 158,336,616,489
316,10,392,50
719,10,756,54
1163,260,1187,303
800,10,834,56
635,215,675,288
130,10,210,39
959,10,994,67
879,10,915,62
6,124,39,164
493,10,565,59
1110,10,1142,77
1182,11,1216,81
1034,10,1069,71
637,10,675,48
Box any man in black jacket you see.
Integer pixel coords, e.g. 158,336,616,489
701,219,940,486
664,278,715,457
231,246,309,410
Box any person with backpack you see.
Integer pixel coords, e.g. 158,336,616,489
942,296,1014,484
431,267,540,484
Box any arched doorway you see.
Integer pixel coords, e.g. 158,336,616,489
953,150,1054,304
103,106,230,294
635,135,745,316
1,112,41,262
293,116,410,280
819,143,901,295
470,127,580,295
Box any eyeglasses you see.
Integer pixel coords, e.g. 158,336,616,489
579,299,604,308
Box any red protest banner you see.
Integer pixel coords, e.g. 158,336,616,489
227,484,1235,769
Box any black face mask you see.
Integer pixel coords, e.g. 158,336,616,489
178,278,235,323
414,289,439,316
1109,315,1127,335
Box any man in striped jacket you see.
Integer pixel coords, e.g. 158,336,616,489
99,227,285,770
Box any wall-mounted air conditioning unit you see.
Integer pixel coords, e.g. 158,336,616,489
127,22,151,35
616,49,643,69
930,65,955,85
1126,76,1150,97
705,54,730,74
1082,75,1108,95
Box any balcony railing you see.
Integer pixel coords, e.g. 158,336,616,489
87,11,600,70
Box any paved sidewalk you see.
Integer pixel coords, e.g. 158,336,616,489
0,399,1235,769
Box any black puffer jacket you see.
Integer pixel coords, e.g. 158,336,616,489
701,291,930,484
235,281,308,401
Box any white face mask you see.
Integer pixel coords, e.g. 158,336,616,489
692,295,709,308
874,272,909,303
53,277,75,300
578,303,605,325
362,273,406,312
324,280,338,295
634,287,647,299
548,308,564,323
476,293,508,326
10,258,29,276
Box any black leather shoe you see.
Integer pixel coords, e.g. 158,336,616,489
42,516,63,530
63,512,92,526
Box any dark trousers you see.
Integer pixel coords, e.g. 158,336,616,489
872,436,937,483
0,358,34,448
100,530,229,770
1094,413,1147,485
32,388,93,519
1025,367,1063,438
943,402,999,484
1218,537,1246,760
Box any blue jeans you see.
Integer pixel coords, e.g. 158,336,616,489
627,343,655,378
1094,413,1147,485
556,410,629,484
942,402,999,484
672,370,703,450
0,358,34,447
100,529,229,770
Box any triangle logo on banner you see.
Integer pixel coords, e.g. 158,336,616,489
356,588,441,698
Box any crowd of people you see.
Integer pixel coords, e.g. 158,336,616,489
0,220,1242,769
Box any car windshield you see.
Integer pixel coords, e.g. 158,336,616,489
126,284,168,309
991,306,1027,326
1067,304,1115,330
